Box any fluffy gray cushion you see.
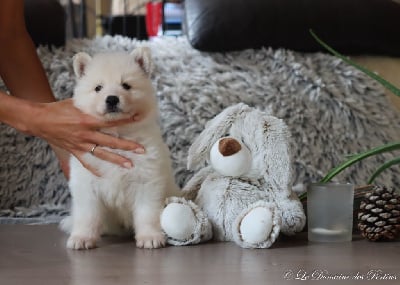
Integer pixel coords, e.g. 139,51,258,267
1,36,399,223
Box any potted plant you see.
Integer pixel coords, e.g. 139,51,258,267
301,31,400,241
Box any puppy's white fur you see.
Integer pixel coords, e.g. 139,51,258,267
60,47,180,250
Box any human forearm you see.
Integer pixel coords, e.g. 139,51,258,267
0,90,41,134
0,0,55,103
0,33,55,103
0,1,147,180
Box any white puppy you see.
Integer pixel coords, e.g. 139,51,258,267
60,47,180,250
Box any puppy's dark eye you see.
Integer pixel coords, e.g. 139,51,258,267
95,85,102,92
122,83,131,90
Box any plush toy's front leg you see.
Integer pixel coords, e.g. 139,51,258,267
160,197,212,246
233,201,281,249
275,193,306,235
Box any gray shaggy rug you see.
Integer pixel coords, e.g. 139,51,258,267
1,36,399,224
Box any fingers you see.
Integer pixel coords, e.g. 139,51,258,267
91,147,134,169
63,99,138,129
68,103,145,152
76,136,142,176
83,163,102,178
98,116,139,128
74,151,102,177
43,99,145,177
77,111,138,129
50,144,71,180
89,131,145,153
73,145,136,178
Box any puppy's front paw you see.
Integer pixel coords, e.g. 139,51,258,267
135,232,166,249
67,235,97,250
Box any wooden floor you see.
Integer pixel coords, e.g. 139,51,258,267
0,224,399,285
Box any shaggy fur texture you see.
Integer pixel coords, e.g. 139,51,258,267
61,47,179,249
161,104,305,248
1,36,399,223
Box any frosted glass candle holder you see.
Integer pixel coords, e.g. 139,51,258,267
307,183,354,242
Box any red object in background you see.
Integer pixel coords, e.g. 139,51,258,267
146,1,163,37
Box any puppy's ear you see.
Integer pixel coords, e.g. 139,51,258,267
130,46,153,75
73,52,92,79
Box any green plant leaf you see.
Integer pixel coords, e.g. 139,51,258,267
368,157,400,184
299,142,400,201
298,31,400,202
309,29,400,97
299,192,307,201
320,142,400,183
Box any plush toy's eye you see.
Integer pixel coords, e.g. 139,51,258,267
94,85,103,92
122,83,131,90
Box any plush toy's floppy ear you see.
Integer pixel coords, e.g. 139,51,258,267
252,111,293,198
130,46,153,75
252,111,306,234
187,103,252,170
73,52,92,79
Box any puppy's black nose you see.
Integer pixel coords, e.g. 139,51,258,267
105,95,119,108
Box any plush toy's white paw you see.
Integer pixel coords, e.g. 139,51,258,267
161,203,196,241
67,235,97,250
234,202,281,248
161,197,213,246
280,200,307,235
239,207,273,244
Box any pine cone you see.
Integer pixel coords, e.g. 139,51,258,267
357,185,400,241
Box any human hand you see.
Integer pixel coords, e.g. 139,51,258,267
24,99,145,178
50,144,72,179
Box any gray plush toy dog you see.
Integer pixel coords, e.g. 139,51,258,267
160,103,306,248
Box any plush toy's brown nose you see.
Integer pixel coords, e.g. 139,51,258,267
218,138,242,156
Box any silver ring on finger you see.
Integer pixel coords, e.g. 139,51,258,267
90,144,99,155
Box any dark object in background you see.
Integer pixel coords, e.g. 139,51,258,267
24,0,66,47
184,0,400,55
102,15,148,40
